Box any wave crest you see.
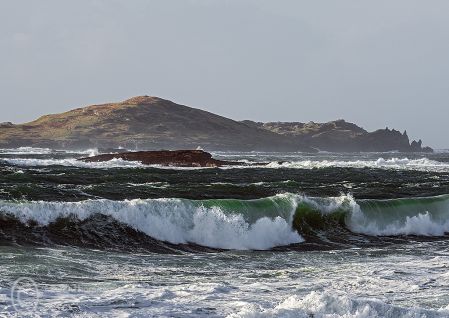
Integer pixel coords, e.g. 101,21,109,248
0,195,302,250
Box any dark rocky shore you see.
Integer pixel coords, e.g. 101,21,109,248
80,150,240,167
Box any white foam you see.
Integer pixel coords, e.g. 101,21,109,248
0,147,100,155
2,157,145,168
0,147,54,154
229,291,449,318
0,196,302,250
82,148,99,157
434,149,449,154
260,157,449,172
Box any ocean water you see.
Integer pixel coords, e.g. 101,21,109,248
1,148,449,317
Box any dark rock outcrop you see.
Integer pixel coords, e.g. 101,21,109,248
80,150,240,167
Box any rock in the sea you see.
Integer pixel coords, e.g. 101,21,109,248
80,150,239,167
0,122,14,128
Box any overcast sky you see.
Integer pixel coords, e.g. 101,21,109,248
1,0,448,148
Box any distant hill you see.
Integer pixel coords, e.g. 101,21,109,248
0,96,313,151
0,96,432,152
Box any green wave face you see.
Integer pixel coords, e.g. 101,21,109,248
358,195,449,221
349,195,449,236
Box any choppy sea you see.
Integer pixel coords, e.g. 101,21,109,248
1,147,449,317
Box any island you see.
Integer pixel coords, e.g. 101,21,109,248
0,96,433,153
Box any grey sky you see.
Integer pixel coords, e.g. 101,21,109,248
1,0,448,148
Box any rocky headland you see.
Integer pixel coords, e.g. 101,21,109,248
242,119,433,153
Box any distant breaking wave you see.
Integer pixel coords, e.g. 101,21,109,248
1,193,449,252
0,147,54,154
261,157,449,172
2,156,449,172
1,157,145,168
0,147,99,156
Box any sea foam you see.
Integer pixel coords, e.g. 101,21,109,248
229,291,449,318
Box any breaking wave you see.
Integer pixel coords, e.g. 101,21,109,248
0,194,302,250
262,157,449,172
1,157,145,168
0,147,99,155
296,193,449,237
1,193,448,252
